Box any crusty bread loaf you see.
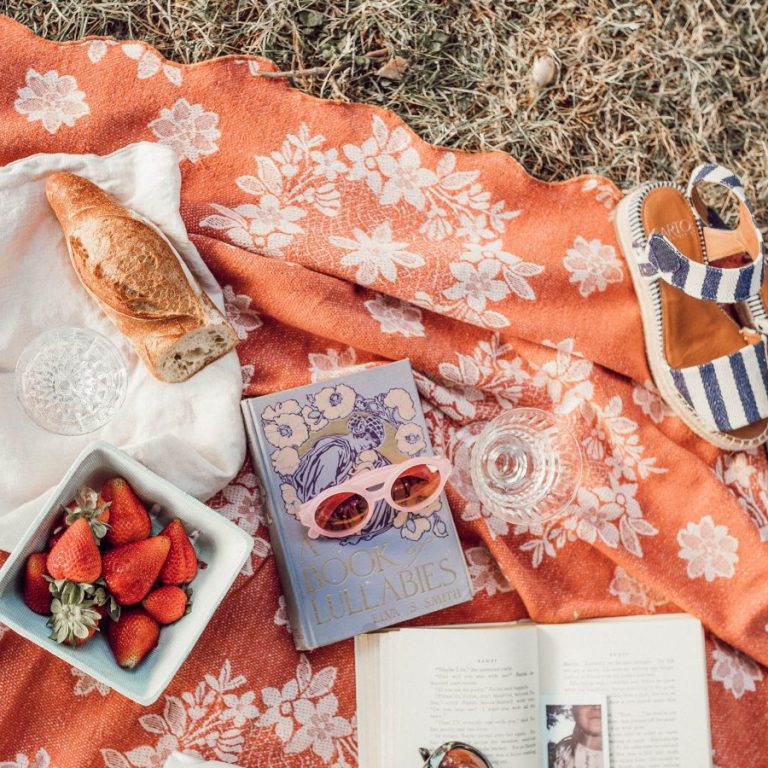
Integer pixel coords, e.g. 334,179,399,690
45,172,239,383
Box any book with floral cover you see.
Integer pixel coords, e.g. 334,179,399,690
241,359,472,650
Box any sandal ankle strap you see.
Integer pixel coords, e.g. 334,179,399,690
640,164,765,304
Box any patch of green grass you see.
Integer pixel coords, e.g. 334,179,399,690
3,0,768,207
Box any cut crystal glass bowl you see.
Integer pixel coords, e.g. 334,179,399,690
15,327,127,435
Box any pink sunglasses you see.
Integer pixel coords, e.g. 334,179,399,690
298,456,452,539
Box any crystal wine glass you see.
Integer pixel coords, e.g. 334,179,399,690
15,327,127,436
468,407,582,526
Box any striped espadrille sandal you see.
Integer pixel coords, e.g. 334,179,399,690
614,163,768,450
687,167,768,338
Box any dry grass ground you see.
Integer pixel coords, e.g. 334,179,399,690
3,0,768,207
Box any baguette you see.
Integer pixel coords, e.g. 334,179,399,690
45,172,239,383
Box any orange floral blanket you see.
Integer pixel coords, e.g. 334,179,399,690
0,15,766,768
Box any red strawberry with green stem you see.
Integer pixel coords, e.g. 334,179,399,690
23,552,52,615
158,519,198,585
103,536,170,605
47,518,102,583
107,607,160,668
47,580,102,646
101,478,151,546
142,585,192,624
64,485,111,540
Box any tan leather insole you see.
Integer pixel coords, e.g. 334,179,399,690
642,188,766,439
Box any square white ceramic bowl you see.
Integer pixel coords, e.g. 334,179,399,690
0,440,252,705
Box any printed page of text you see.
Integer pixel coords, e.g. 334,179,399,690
354,634,380,768
537,615,711,768
391,626,540,768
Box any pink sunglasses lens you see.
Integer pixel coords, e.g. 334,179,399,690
315,492,369,534
391,462,442,508
440,749,489,768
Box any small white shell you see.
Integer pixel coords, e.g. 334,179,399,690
531,55,556,88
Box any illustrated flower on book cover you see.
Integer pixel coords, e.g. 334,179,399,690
263,400,310,449
395,423,426,456
315,384,356,420
261,383,446,542
272,447,301,475
384,387,416,420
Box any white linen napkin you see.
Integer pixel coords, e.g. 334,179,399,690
0,142,245,552
164,752,242,768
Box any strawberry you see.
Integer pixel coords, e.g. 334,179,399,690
158,519,198,585
72,622,98,646
47,580,102,646
142,585,192,624
107,607,160,668
23,552,51,615
72,603,110,646
103,536,170,605
101,478,151,546
47,518,102,583
64,485,111,540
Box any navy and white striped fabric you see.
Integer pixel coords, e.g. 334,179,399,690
687,163,751,209
670,338,768,432
645,233,763,302
640,163,766,304
639,163,768,433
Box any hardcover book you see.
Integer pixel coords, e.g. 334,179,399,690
356,615,712,768
241,359,473,650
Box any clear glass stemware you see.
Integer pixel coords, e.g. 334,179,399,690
468,407,582,526
15,327,127,436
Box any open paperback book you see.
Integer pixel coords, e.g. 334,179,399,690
355,614,711,768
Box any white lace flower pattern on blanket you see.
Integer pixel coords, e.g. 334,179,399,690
531,338,594,416
121,43,182,85
632,380,668,424
101,660,259,767
200,124,342,257
274,595,292,635
581,178,621,211
711,639,763,699
677,516,739,582
15,69,90,134
434,334,529,419
465,546,513,596
223,285,263,340
258,655,357,765
563,236,623,297
713,450,768,542
72,667,111,697
329,222,423,286
207,463,271,576
364,293,425,337
415,234,543,330
309,347,368,383
0,749,54,768
149,98,220,163
99,657,352,765
86,39,116,63
201,115,539,326
608,567,667,612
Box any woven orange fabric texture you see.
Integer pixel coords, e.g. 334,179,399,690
0,15,765,768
